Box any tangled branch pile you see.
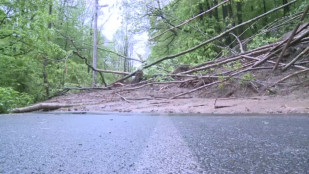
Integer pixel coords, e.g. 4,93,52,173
106,5,309,99
114,24,308,99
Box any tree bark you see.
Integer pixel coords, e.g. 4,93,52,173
222,4,228,20
213,0,219,19
236,1,243,35
43,58,49,97
263,0,268,25
205,0,212,18
43,3,53,98
88,15,94,73
123,34,128,72
222,3,231,44
227,1,234,26
282,0,289,16
12,103,74,113
213,0,220,32
92,0,98,87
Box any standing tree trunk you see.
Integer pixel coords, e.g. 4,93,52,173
88,16,94,74
213,0,220,32
227,1,234,26
236,1,243,35
282,0,289,16
222,4,231,45
92,0,98,87
262,0,268,26
198,4,204,20
43,59,49,97
123,35,128,72
222,4,228,21
213,0,219,20
205,0,212,18
43,3,53,98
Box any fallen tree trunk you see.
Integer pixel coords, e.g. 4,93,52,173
117,79,195,92
63,87,112,90
12,103,75,113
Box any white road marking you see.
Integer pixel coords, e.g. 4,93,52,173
131,117,205,174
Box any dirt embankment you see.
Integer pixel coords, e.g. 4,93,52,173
46,80,309,115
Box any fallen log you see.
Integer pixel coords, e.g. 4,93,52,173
243,55,308,70
171,80,224,99
180,56,243,74
190,43,278,70
11,103,75,113
63,87,112,90
117,79,195,92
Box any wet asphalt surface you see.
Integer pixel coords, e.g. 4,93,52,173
0,113,308,174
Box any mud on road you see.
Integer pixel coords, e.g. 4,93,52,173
47,84,309,114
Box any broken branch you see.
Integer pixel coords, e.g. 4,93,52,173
149,0,231,40
273,4,309,71
110,1,297,85
282,47,309,71
269,69,309,87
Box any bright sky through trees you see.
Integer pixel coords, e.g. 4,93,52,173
98,0,149,64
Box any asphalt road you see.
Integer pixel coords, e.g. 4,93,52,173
0,113,308,174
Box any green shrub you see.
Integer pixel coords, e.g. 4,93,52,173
240,72,256,86
248,35,279,50
0,87,33,113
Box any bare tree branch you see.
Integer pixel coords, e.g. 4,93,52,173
149,0,231,40
110,0,297,85
84,43,143,63
269,69,309,87
230,33,244,53
273,4,309,71
73,51,130,75
282,47,309,71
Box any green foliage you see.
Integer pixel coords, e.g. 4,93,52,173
218,75,227,89
0,87,33,113
63,60,93,87
247,35,279,50
147,0,303,68
240,72,255,85
148,0,222,65
0,0,118,104
223,60,242,71
144,60,174,81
